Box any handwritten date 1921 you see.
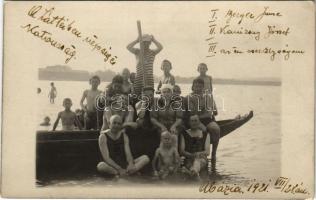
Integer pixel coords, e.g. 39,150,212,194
247,180,270,193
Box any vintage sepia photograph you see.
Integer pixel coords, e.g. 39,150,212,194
2,1,314,198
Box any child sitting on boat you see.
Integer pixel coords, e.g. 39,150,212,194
121,68,135,95
97,115,150,177
180,114,210,179
80,75,103,130
157,60,176,92
152,131,180,179
52,98,82,131
196,63,218,116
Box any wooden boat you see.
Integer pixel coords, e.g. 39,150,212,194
36,111,253,179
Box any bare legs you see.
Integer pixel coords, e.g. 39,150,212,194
97,155,150,176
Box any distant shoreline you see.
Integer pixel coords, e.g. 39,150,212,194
38,65,281,86
38,78,281,86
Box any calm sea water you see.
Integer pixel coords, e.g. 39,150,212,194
37,80,280,186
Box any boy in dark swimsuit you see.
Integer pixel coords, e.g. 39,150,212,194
97,115,149,177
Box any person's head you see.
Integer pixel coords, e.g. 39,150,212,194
111,75,123,92
160,131,173,149
90,75,101,89
142,34,152,48
109,114,123,133
192,78,204,94
142,87,155,99
161,59,172,74
130,72,136,84
173,85,181,95
189,114,200,130
37,88,41,94
160,84,173,100
44,116,50,123
111,94,128,111
121,68,131,81
50,82,54,86
63,98,72,110
197,63,208,75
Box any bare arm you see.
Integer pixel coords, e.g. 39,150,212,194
80,90,87,111
74,115,82,130
152,149,160,172
196,133,211,157
170,76,176,86
173,148,180,166
151,36,163,54
123,133,134,165
151,118,167,132
126,38,139,54
99,133,123,170
157,80,162,91
179,134,195,158
52,112,61,131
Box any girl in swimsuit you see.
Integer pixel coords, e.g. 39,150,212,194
180,114,210,179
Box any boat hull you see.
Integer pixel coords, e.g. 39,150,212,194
36,111,253,178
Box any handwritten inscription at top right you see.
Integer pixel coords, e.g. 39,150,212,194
206,7,304,61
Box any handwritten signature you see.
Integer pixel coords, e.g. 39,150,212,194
199,176,310,195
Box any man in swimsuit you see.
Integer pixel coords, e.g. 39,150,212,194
127,34,163,97
97,115,150,177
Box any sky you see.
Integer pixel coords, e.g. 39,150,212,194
11,1,308,79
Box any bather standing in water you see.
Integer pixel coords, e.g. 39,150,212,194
127,34,163,96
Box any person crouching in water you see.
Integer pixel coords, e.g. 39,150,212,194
97,115,150,178
80,75,103,130
185,78,220,169
52,98,82,131
180,114,210,179
152,131,180,179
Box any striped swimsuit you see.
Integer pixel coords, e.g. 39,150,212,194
134,49,156,96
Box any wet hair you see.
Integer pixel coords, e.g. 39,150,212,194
63,98,72,105
197,63,208,71
191,78,204,91
50,82,54,86
90,75,101,84
161,59,172,70
112,75,124,84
